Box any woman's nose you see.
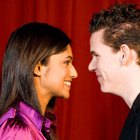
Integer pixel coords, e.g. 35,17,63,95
70,65,78,78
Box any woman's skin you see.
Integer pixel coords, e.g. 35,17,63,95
34,44,78,115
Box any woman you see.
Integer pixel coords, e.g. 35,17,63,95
0,22,78,140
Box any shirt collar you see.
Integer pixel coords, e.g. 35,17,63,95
131,93,140,113
0,101,52,131
18,101,51,131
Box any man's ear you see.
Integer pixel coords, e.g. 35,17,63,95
120,44,131,65
34,62,42,77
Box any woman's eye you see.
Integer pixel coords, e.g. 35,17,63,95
64,61,70,65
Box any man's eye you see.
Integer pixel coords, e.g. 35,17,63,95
94,54,99,58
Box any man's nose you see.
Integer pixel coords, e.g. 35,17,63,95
88,59,96,72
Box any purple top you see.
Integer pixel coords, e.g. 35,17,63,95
0,101,52,140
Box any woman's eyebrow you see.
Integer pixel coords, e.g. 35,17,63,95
65,56,73,60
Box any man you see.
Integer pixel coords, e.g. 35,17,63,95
88,3,140,140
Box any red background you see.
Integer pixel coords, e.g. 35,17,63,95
0,0,138,139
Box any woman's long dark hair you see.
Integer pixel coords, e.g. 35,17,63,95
0,22,71,116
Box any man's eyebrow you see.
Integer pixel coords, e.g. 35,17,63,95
90,50,98,55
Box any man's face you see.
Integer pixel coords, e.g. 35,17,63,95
88,29,123,94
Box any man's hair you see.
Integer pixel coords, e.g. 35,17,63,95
89,3,140,64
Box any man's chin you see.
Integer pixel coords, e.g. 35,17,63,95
100,86,110,93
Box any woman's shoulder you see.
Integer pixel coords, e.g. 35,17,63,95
0,117,36,140
0,103,43,140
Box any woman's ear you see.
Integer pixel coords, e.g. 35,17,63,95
34,62,42,77
120,44,131,65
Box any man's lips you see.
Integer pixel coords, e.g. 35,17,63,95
95,71,102,77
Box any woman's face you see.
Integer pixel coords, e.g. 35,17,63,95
35,44,78,100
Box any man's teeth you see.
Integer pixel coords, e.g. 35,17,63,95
64,81,71,86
